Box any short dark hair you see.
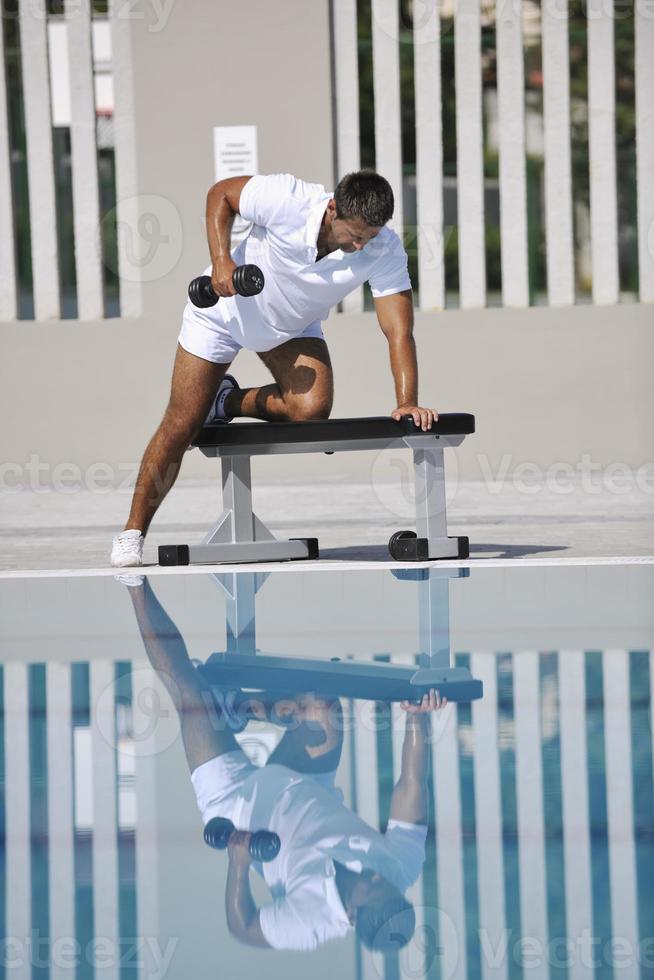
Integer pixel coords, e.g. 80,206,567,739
333,171,394,227
355,892,416,951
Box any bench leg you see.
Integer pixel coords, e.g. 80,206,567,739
158,455,319,566
388,446,469,561
410,567,475,687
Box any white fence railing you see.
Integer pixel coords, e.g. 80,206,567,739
46,662,76,980
635,0,654,304
4,663,31,980
541,0,575,307
346,648,650,980
2,649,649,978
19,1,60,321
66,0,105,321
2,659,139,976
0,0,140,322
3,1,651,321
331,0,654,310
331,0,365,313
0,8,17,322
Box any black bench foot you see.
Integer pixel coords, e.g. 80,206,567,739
158,538,319,566
388,531,469,561
158,544,190,566
289,537,320,560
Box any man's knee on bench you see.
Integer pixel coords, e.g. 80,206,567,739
277,391,333,423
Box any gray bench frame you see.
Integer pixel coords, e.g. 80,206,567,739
159,416,473,566
198,566,483,703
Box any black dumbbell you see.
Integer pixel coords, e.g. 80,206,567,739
188,264,265,308
203,816,280,862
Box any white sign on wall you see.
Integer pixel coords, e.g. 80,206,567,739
213,125,259,247
213,125,258,180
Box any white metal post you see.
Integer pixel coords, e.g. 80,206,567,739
413,446,448,540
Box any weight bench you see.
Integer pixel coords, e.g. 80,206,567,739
197,566,483,703
158,413,475,567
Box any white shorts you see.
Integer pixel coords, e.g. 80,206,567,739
178,303,325,364
191,749,342,828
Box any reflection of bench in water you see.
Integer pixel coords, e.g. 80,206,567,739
159,414,475,566
200,652,482,703
197,567,483,704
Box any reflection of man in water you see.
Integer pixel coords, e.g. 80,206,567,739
126,577,447,952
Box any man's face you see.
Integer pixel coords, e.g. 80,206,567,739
326,201,382,253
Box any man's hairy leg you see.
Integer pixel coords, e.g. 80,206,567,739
124,344,232,535
225,337,334,422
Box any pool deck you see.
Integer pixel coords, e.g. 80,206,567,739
2,477,653,575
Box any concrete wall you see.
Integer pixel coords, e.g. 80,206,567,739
1,303,652,491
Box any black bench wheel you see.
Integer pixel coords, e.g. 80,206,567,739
388,530,432,561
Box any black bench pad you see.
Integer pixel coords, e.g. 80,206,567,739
193,413,475,449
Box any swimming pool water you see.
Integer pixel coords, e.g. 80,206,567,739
0,563,652,980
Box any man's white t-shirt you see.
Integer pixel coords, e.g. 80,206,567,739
194,758,426,952
191,172,412,352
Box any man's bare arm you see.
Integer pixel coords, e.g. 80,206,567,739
388,713,431,825
206,175,253,297
389,690,447,825
225,837,271,948
374,290,438,431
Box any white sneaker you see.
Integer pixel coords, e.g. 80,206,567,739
111,529,144,567
205,374,238,424
114,573,145,587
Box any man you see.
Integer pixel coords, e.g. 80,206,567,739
124,574,446,952
111,170,438,567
